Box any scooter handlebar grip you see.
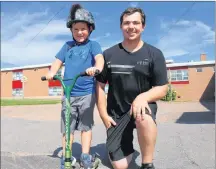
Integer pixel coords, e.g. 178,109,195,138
80,69,100,77
41,76,47,81
94,69,100,76
53,76,58,80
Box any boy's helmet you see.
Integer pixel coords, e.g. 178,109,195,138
66,4,95,30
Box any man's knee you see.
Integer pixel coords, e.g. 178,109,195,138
135,114,156,129
109,153,133,169
111,161,129,169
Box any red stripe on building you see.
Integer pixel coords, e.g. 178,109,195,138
171,81,189,84
12,69,23,72
12,80,22,89
168,66,188,70
48,80,61,87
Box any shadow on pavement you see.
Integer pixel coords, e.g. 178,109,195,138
49,142,140,169
48,147,62,159
176,111,215,124
200,101,215,112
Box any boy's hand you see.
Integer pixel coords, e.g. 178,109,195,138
101,115,116,129
46,72,55,80
85,67,99,76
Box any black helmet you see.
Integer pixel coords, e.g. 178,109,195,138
66,4,95,30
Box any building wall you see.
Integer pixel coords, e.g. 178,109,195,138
171,65,215,101
1,64,215,101
23,67,49,97
1,71,13,97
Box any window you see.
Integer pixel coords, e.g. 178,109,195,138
49,87,62,96
196,68,202,72
12,88,23,97
13,71,23,80
213,67,215,72
169,69,188,81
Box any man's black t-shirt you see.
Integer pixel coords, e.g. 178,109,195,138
96,42,168,118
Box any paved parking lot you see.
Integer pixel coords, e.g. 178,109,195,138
1,101,215,169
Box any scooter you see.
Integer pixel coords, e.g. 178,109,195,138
41,70,101,169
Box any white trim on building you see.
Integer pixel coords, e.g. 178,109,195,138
166,60,215,68
1,60,215,72
1,63,52,72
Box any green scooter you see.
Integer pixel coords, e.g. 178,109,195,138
41,70,101,169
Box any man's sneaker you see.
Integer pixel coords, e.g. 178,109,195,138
80,153,94,169
60,156,76,169
140,163,155,169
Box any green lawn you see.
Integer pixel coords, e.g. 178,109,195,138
1,99,61,106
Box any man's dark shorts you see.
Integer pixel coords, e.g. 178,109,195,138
106,103,157,161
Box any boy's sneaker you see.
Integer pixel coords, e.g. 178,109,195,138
140,163,155,169
60,156,76,169
80,153,94,169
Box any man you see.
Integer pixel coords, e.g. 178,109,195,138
96,7,168,169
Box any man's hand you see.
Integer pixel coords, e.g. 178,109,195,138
130,95,152,121
85,67,99,76
101,115,116,129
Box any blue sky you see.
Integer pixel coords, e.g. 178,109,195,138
1,1,215,68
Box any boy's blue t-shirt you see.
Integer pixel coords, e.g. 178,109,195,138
56,40,102,96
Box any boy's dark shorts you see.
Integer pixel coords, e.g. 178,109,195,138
106,103,157,161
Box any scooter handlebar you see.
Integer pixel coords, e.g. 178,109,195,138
41,76,47,81
80,69,100,77
41,76,58,81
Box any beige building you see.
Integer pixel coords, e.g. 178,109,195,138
1,54,215,101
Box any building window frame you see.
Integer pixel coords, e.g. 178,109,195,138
12,88,23,97
13,71,23,80
49,87,62,96
196,68,203,72
168,69,189,82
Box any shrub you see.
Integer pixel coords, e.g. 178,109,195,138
161,84,177,101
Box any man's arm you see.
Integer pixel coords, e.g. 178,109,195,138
95,53,116,128
131,48,168,119
96,82,108,120
143,48,168,102
96,81,116,128
138,84,168,103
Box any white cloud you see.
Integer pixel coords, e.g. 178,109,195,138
156,19,215,58
1,10,111,66
1,10,71,66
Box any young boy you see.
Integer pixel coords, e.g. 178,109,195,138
46,4,104,169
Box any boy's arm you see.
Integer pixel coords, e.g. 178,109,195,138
46,59,63,80
47,43,66,79
50,59,63,74
94,54,104,72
